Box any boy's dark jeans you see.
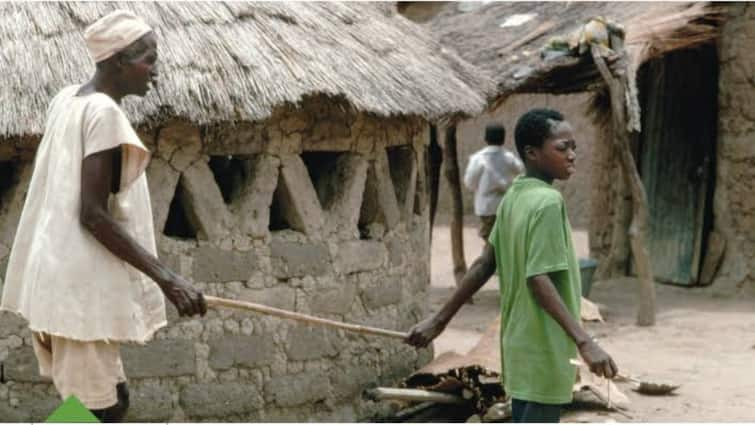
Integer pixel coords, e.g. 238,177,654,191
511,398,561,423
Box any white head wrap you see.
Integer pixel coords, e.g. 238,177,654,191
84,10,153,63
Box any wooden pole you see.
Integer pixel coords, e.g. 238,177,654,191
363,387,466,405
390,401,437,421
590,111,632,279
205,296,409,340
442,125,468,287
591,44,656,326
606,149,633,277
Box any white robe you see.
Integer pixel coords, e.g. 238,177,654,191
1,85,166,343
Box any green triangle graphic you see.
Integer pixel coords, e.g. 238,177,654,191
45,396,100,423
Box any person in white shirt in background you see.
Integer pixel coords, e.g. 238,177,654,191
464,124,524,242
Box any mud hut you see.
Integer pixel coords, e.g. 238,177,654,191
413,2,753,292
0,2,492,421
401,1,602,230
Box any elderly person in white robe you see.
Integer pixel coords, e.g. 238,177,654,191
1,10,206,421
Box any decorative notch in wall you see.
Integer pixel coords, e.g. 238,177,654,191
0,162,17,208
359,151,400,240
386,145,418,220
157,158,233,241
301,152,346,210
269,155,324,235
163,177,198,239
302,152,368,238
208,155,250,205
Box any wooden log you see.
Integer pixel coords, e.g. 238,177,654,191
363,387,466,405
442,125,468,287
205,296,409,340
699,230,726,285
606,154,633,276
589,107,631,279
591,44,656,326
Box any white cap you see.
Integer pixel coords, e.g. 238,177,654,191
84,10,153,63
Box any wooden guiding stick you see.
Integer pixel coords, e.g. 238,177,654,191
363,387,466,405
205,295,409,340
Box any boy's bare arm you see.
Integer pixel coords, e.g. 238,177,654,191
406,243,497,347
528,273,618,378
80,147,206,317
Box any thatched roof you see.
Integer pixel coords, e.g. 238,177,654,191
425,2,724,98
0,2,494,138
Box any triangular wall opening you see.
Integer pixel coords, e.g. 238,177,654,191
386,145,415,208
163,177,198,239
0,161,18,208
208,155,251,205
269,172,294,232
300,151,346,211
358,164,380,240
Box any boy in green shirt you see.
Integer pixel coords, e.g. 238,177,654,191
406,108,617,422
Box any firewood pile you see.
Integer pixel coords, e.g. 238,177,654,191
365,317,507,421
365,302,686,422
402,363,506,418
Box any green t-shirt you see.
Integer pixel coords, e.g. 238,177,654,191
488,176,581,404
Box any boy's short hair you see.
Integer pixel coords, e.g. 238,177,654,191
484,124,506,145
514,108,565,159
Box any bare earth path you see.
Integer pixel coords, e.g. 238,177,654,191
429,221,755,422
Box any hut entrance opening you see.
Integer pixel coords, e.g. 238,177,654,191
634,45,718,286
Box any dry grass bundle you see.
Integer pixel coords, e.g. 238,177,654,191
0,2,494,138
428,2,724,98
626,3,724,66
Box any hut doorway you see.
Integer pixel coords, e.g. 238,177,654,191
635,45,718,286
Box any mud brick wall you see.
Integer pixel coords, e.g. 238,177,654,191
0,96,434,421
586,4,755,287
713,4,755,293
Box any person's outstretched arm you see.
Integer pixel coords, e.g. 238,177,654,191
80,147,206,317
405,243,496,347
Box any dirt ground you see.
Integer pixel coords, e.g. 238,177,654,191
429,220,755,422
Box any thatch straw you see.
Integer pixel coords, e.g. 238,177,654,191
426,2,723,97
624,2,724,68
0,2,494,138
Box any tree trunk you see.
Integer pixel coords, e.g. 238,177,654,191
591,45,656,326
591,116,632,279
442,125,468,287
428,124,443,237
606,156,633,276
